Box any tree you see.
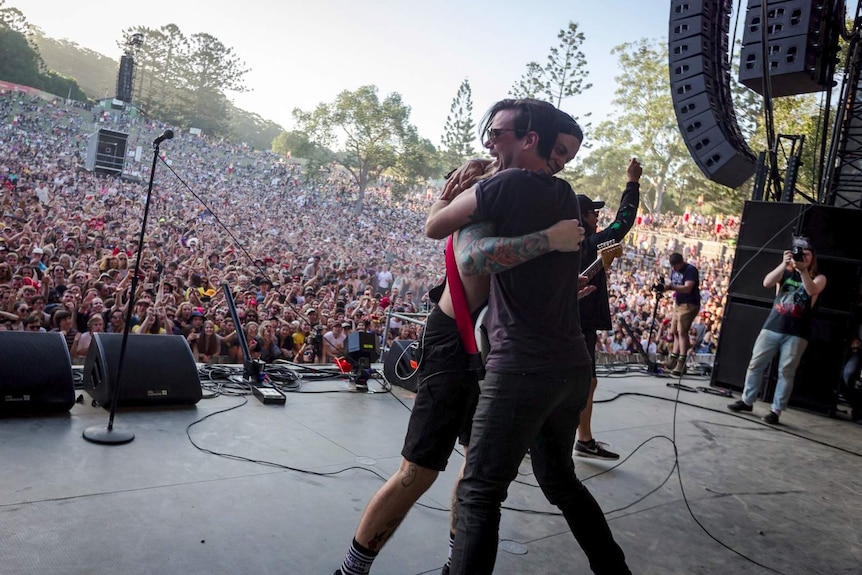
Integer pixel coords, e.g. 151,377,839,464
183,32,249,135
116,24,249,135
589,39,690,214
0,0,31,35
0,26,41,86
510,62,544,99
392,127,442,199
440,78,477,169
293,85,424,214
0,26,85,101
510,22,592,108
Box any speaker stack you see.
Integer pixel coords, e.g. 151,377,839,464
738,0,841,97
84,129,128,176
116,54,135,103
82,333,202,408
669,0,758,189
712,201,862,413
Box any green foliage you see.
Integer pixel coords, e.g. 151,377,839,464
271,130,335,173
393,127,442,191
293,85,431,213
440,78,476,170
0,0,30,35
0,26,86,101
510,22,592,109
34,34,117,98
228,108,283,151
117,24,249,137
0,26,40,85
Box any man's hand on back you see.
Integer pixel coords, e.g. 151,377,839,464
546,219,585,252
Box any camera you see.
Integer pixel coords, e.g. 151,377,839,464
791,236,810,262
652,281,666,294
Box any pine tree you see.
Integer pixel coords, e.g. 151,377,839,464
510,22,592,108
441,78,477,169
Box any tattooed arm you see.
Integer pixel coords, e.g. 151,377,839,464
425,186,479,239
455,219,585,276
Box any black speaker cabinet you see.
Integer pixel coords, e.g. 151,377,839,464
346,332,380,362
383,340,420,392
83,333,201,408
711,300,773,393
0,332,75,415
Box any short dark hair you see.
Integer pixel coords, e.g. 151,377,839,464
669,253,684,266
556,110,584,144
478,98,560,161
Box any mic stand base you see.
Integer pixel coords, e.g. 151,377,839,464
83,425,135,445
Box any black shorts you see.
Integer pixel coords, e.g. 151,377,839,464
583,330,597,378
401,307,480,471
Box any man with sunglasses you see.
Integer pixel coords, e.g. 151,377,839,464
336,100,627,575
425,99,630,575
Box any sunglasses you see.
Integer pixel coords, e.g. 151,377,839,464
484,127,525,142
26,325,40,331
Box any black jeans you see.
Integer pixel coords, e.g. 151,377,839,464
449,367,630,575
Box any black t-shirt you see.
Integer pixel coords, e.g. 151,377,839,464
474,168,591,372
671,263,700,306
763,270,815,339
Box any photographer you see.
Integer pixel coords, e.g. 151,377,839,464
662,252,700,376
728,240,827,424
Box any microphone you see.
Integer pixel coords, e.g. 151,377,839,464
153,129,174,146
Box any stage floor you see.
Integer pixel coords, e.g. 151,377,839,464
1,364,861,575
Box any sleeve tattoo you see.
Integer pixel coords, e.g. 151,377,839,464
455,221,551,275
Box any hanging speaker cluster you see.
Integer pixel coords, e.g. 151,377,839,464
738,0,842,97
669,0,758,188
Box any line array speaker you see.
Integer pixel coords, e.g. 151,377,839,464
669,0,758,188
116,54,134,103
739,0,842,97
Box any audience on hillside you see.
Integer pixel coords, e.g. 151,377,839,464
0,90,735,368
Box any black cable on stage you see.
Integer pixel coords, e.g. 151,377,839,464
593,390,862,458
185,397,390,480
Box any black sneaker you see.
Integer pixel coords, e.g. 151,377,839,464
727,400,752,413
762,411,780,424
574,440,620,460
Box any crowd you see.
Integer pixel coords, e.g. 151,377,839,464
0,90,736,367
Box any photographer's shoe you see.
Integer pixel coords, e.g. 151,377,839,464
762,411,780,424
575,439,620,460
727,400,753,412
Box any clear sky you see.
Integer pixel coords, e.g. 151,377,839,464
14,0,678,145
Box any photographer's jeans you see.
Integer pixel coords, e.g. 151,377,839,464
742,329,808,414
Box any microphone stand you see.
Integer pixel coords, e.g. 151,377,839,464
83,134,168,445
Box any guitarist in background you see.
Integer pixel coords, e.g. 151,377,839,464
574,158,642,460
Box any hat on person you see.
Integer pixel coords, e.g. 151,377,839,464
32,247,43,255
190,309,205,318
341,322,351,328
577,195,605,214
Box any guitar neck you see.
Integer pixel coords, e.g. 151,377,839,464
582,256,605,282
